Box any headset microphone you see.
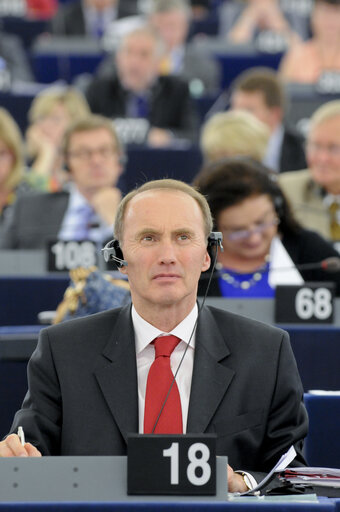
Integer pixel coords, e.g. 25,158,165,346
101,239,128,267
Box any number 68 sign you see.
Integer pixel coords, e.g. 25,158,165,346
275,283,335,324
127,434,216,495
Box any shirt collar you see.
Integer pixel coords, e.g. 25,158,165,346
263,124,284,172
132,303,198,355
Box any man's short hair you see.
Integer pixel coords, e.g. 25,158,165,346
232,67,286,110
114,179,213,242
309,100,340,131
62,114,122,159
117,24,165,58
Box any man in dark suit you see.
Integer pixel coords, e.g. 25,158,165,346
230,67,307,173
0,178,307,493
85,25,198,145
0,115,123,249
50,0,138,38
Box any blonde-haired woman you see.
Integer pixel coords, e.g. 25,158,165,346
0,108,31,225
26,85,91,191
200,109,270,163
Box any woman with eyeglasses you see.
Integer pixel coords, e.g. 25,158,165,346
195,156,340,297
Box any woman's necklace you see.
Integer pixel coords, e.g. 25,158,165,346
217,260,270,290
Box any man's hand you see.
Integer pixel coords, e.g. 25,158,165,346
227,464,249,493
90,187,122,226
0,434,42,457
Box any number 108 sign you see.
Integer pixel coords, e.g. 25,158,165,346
127,434,216,495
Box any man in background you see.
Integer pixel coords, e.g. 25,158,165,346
0,115,123,249
279,100,340,243
230,67,306,173
85,26,198,146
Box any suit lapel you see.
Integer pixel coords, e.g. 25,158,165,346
187,306,235,433
94,305,138,442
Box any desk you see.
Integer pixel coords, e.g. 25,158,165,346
0,500,335,511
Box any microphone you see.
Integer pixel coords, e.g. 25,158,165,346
200,257,340,280
273,257,340,273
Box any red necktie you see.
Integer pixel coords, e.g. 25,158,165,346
144,335,183,434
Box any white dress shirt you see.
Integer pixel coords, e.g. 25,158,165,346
132,304,198,434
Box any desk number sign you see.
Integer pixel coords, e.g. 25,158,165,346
127,434,216,495
47,240,98,271
275,282,335,324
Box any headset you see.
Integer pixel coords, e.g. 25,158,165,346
102,232,224,268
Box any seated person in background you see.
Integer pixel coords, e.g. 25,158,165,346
230,67,306,172
0,178,307,494
279,0,340,84
147,0,220,95
85,26,199,146
0,115,123,250
279,100,340,242
0,108,32,227
26,86,91,192
218,0,308,47
200,109,269,163
195,157,340,297
99,0,221,95
50,0,138,38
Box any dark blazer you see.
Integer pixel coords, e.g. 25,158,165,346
279,126,307,173
50,1,138,36
85,74,199,142
9,304,307,477
199,228,340,297
0,191,69,249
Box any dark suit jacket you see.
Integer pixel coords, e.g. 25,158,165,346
9,304,307,477
50,1,138,36
85,74,199,142
199,228,340,297
279,126,307,173
0,191,69,249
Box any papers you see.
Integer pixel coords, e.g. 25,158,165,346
308,390,340,396
239,445,297,496
282,467,340,488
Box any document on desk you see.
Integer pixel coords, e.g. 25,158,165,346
282,467,340,488
240,445,297,495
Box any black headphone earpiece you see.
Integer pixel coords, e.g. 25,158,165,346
102,239,127,268
207,231,224,260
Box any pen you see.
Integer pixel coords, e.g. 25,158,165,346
17,426,25,446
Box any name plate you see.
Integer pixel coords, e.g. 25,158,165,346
47,240,98,271
128,434,216,495
275,282,335,324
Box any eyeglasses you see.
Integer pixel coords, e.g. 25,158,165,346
67,145,117,161
222,218,280,242
306,141,340,157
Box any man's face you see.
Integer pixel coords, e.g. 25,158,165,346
307,115,340,194
66,128,122,194
116,33,160,93
150,9,189,50
120,189,210,318
231,89,281,132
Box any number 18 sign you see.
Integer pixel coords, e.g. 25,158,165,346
127,434,216,495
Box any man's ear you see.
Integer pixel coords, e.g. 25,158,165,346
202,250,211,272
